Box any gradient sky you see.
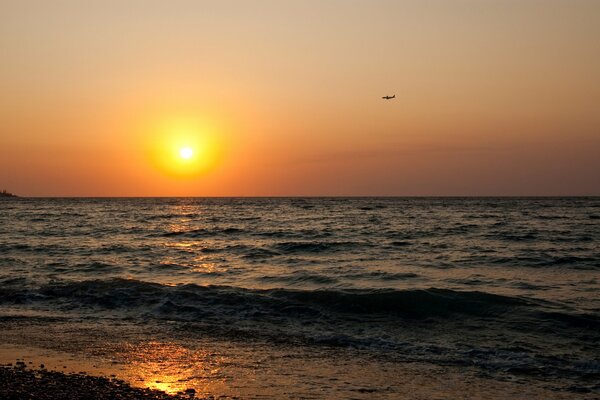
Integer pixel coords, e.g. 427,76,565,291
1,0,599,196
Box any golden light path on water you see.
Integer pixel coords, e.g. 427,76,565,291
117,341,229,395
160,243,222,275
160,213,228,276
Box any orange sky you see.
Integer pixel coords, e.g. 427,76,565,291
1,0,599,196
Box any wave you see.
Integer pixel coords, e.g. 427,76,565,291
2,278,597,367
70,261,124,274
268,286,533,318
487,255,600,269
387,240,412,246
259,272,339,285
0,278,565,321
160,227,243,238
1,277,598,387
344,271,419,281
271,241,370,254
253,229,333,239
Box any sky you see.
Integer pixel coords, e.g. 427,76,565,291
0,0,599,196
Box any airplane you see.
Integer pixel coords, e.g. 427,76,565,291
382,95,395,100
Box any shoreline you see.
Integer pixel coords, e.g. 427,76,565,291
0,339,586,400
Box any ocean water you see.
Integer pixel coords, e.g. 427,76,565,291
0,197,599,397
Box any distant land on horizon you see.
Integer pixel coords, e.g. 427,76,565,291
0,190,17,198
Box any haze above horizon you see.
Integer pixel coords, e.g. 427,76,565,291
1,0,599,196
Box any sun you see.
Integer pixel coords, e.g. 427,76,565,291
179,147,193,159
140,114,226,178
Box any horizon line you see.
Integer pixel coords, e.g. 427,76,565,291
5,195,600,199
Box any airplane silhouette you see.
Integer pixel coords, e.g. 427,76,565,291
382,95,395,100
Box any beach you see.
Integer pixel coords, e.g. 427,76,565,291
0,365,197,400
0,328,586,400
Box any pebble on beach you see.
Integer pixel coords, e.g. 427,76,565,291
0,365,202,400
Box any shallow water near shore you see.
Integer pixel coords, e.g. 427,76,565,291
1,197,599,398
0,319,586,399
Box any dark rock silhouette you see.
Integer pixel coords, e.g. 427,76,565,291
0,189,17,197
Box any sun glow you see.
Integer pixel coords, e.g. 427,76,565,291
179,147,194,159
141,115,225,178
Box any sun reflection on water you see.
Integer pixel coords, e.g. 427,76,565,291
159,248,224,276
118,341,227,396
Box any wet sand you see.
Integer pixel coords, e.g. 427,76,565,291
0,316,592,399
0,342,586,400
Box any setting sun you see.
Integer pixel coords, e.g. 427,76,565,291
139,114,226,179
179,147,193,160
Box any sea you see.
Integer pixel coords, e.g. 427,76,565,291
0,197,598,398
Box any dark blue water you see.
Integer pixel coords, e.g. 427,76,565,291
1,197,599,395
